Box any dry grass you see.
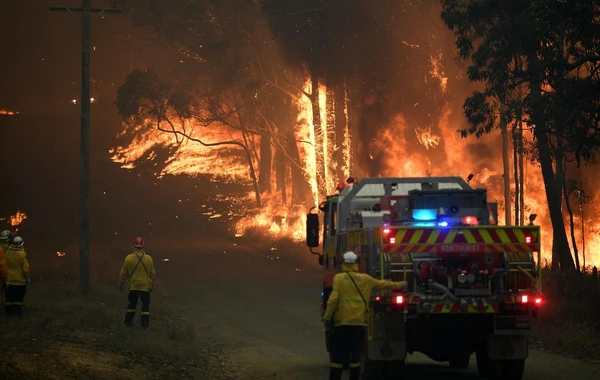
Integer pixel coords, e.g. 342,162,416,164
0,255,229,380
532,267,600,361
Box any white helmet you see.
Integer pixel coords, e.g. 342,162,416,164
0,230,11,240
11,236,24,248
342,251,358,264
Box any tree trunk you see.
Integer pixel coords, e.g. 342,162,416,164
518,122,525,226
530,67,574,272
275,147,287,205
559,158,580,271
310,73,326,199
258,132,272,193
334,80,348,181
500,105,511,225
512,122,520,225
286,133,310,205
241,129,262,208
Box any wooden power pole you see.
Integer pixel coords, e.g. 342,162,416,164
50,2,121,294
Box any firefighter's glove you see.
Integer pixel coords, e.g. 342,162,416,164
323,320,332,329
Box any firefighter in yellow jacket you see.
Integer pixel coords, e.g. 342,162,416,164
0,231,9,309
118,237,155,328
323,251,407,380
4,236,30,316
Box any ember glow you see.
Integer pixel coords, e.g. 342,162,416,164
0,109,20,116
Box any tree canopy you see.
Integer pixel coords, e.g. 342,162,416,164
441,0,600,271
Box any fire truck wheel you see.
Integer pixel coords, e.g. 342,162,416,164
501,359,525,380
476,346,501,379
449,353,471,369
383,361,405,379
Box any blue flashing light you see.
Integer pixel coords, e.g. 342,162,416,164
383,222,390,227
412,209,438,221
413,222,436,227
438,221,449,227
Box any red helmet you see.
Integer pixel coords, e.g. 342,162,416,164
132,237,144,248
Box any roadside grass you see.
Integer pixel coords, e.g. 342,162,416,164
0,254,228,380
532,267,600,361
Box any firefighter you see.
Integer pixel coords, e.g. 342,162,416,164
118,237,155,329
0,235,8,310
323,251,407,380
4,236,30,316
0,230,12,252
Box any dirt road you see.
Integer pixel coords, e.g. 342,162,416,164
159,242,600,380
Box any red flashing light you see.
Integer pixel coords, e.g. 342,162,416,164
520,295,529,304
534,296,543,305
375,296,381,302
395,295,404,305
383,228,391,234
525,236,532,244
390,237,396,244
461,216,479,225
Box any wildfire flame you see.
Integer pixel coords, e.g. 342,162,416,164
0,109,20,116
10,211,28,226
110,53,599,269
414,126,441,150
56,251,67,257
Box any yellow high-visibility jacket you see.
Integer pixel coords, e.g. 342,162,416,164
4,246,30,286
323,263,406,326
0,247,8,282
118,249,156,291
0,242,9,254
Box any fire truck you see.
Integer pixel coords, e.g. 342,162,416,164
305,177,543,380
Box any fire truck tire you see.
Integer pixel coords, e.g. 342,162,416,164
501,359,525,380
476,346,501,379
449,353,471,369
382,361,405,380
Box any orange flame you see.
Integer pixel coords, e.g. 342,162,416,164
0,109,20,116
10,211,28,226
110,68,599,268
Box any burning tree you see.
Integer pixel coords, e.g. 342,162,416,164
113,0,318,211
441,0,600,271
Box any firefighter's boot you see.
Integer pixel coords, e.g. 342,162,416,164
124,310,135,327
349,366,361,380
141,312,150,329
328,367,343,380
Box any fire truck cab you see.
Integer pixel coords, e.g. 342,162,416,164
306,177,542,380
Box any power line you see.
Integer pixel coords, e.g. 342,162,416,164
127,0,355,24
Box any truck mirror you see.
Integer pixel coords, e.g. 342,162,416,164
306,213,320,247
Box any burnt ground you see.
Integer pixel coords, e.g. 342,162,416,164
2,238,599,380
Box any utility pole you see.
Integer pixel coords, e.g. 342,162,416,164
50,2,121,294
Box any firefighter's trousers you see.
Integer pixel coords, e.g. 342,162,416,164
5,284,27,316
125,290,151,328
329,325,364,380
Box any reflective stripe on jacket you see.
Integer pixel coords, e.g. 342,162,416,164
5,246,30,286
118,249,156,291
323,263,405,326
